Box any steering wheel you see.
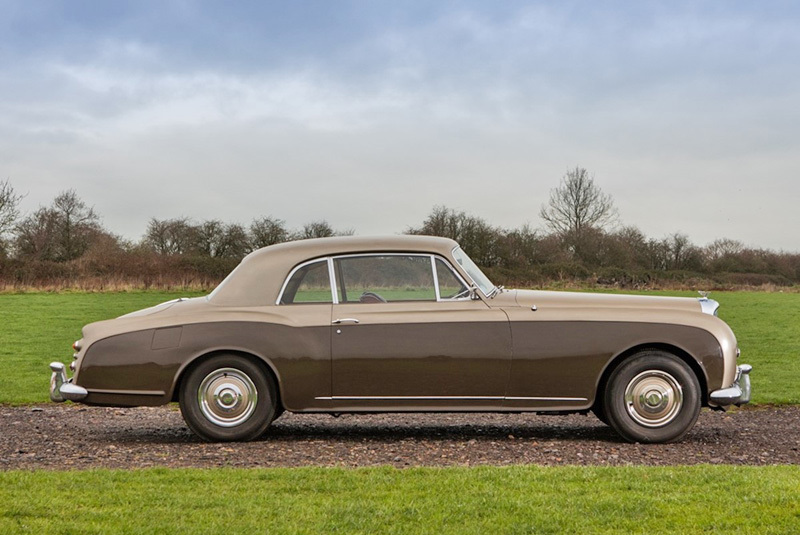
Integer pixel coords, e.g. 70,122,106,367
451,287,472,299
359,291,387,303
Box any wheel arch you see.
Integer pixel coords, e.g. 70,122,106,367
593,343,710,412
170,349,283,410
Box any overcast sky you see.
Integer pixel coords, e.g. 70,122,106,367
2,1,799,250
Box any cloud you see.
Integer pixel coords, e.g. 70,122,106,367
1,2,800,251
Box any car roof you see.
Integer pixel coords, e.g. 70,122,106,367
208,235,460,306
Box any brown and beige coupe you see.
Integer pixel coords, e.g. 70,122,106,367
50,235,751,443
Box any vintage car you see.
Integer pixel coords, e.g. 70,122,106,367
50,235,752,443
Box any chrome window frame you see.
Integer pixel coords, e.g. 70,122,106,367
276,252,471,305
450,245,494,298
432,256,471,302
275,257,336,305
430,256,441,300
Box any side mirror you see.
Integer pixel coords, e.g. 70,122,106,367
469,284,481,300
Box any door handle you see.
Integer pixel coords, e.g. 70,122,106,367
332,318,360,324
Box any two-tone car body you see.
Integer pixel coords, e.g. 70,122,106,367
50,235,752,443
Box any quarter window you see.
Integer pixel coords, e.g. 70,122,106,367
279,260,333,304
435,258,469,299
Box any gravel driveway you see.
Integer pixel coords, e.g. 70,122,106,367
1,405,797,470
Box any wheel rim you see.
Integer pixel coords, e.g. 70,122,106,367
198,368,258,427
624,370,683,427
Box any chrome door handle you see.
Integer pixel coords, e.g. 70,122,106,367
332,318,360,324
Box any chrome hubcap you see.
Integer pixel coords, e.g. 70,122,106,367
624,370,683,427
198,368,257,427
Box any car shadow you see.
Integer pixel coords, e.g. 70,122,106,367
266,422,624,443
95,416,627,445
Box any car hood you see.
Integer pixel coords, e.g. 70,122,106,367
492,289,702,314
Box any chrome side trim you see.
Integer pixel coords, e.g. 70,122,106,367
505,396,589,402
314,395,588,402
316,396,504,401
87,388,167,396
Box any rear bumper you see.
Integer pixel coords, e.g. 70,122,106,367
709,364,752,406
49,362,88,402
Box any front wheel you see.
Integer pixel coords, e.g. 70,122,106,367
604,351,701,443
179,354,277,442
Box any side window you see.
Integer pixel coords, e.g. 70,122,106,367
435,258,469,299
334,255,436,303
279,260,332,304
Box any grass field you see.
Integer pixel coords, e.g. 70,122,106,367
0,289,798,405
1,465,798,534
1,291,798,534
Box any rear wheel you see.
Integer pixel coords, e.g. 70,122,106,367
604,350,701,443
179,354,277,442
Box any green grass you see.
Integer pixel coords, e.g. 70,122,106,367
0,290,798,405
1,293,798,534
0,466,798,534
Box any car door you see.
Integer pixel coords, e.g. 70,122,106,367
329,254,511,409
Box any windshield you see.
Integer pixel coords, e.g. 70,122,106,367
451,247,496,297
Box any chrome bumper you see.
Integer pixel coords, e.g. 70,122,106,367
49,362,88,402
709,364,752,406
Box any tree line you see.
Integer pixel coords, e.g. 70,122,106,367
0,171,797,290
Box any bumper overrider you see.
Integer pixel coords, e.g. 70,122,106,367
49,362,88,402
709,364,753,406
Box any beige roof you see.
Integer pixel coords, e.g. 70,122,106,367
208,235,459,306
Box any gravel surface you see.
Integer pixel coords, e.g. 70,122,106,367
1,405,798,470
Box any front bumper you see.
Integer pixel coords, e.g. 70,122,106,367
49,362,88,402
709,364,752,406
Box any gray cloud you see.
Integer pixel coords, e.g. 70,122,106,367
3,2,799,250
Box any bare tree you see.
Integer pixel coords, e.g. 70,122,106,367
299,220,335,239
143,217,196,255
646,233,702,271
15,190,101,262
496,224,541,268
407,205,502,266
14,209,58,260
193,220,226,257
407,205,461,239
193,220,250,258
250,216,289,249
705,238,744,261
0,179,24,256
540,167,617,238
53,190,100,261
